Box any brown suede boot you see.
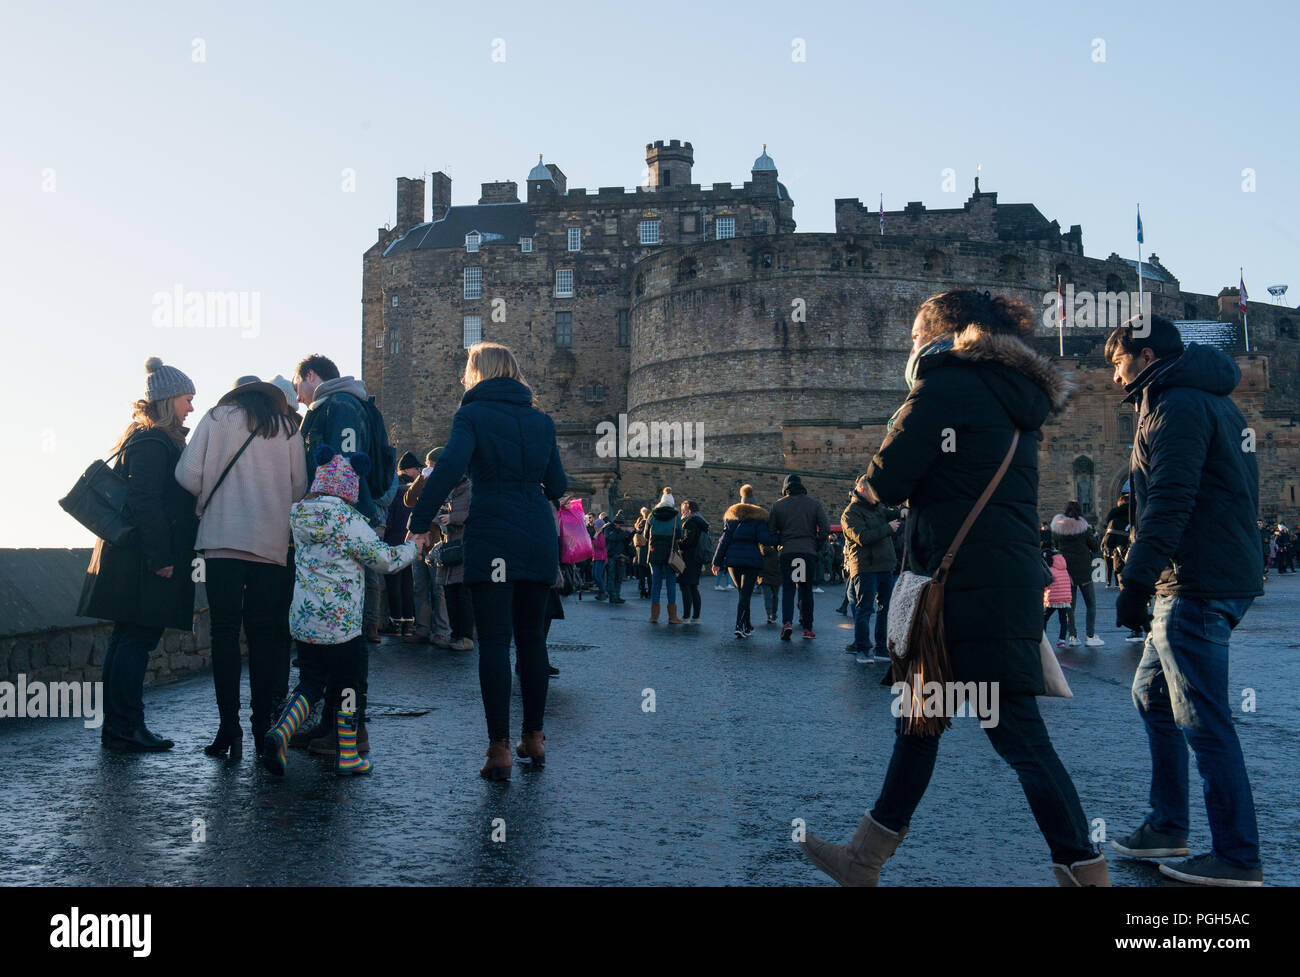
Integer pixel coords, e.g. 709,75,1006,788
515,730,546,767
649,602,661,623
799,813,907,886
1052,853,1112,886
308,723,337,756
481,739,512,781
365,623,380,644
666,603,682,624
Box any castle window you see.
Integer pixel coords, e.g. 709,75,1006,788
635,273,646,297
387,329,401,356
391,296,399,308
555,269,574,298
1118,412,1134,441
376,331,383,348
584,383,607,404
463,315,482,348
639,220,660,245
618,310,630,347
660,170,671,187
1072,456,1095,516
715,217,735,240
759,250,775,269
463,267,482,299
568,228,582,252
520,237,533,253
554,311,572,347
466,232,480,252
751,218,770,235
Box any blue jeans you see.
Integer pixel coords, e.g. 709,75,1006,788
650,563,677,604
780,550,815,628
1131,594,1259,868
593,559,607,597
102,622,164,734
849,571,894,652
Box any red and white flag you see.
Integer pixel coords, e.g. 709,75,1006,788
1239,272,1248,313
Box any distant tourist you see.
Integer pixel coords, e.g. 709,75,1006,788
407,343,567,781
1106,315,1264,886
378,452,422,638
711,497,776,638
677,500,709,624
633,507,652,599
645,489,683,624
800,289,1106,886
78,357,199,753
600,512,633,604
403,448,452,647
1051,501,1104,647
768,475,830,641
840,475,900,664
262,449,418,778
175,375,307,760
1043,548,1074,648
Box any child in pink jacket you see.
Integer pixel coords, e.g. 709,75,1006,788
1043,550,1074,649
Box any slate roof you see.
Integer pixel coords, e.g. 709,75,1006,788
384,203,538,255
1124,258,1178,284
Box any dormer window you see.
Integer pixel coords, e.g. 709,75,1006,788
520,237,533,253
466,232,480,252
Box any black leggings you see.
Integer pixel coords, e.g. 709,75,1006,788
471,580,551,741
729,568,758,630
290,636,363,714
679,564,702,619
384,565,414,619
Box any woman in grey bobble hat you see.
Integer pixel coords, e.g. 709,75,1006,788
77,357,201,753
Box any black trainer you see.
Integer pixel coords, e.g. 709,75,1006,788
1111,823,1190,859
780,623,793,641
1158,853,1263,887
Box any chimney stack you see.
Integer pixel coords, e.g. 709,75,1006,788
429,171,452,222
396,176,426,232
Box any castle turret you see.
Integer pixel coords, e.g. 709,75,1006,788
527,155,562,202
646,139,693,188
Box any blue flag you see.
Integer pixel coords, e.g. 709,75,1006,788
1137,205,1144,244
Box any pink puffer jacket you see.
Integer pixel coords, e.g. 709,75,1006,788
1044,553,1072,607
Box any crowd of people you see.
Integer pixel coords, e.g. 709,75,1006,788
74,288,1270,887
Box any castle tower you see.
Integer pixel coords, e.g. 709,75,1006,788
527,155,562,202
646,139,694,188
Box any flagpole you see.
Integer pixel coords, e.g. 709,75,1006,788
1242,266,1250,352
1057,273,1064,356
1137,205,1144,324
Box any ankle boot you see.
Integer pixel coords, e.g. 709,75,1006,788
335,710,372,776
666,603,682,624
203,718,243,759
515,730,545,767
649,602,661,623
800,813,907,886
1052,853,1111,886
481,739,512,781
261,694,310,776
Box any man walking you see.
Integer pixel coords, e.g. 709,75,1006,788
1106,316,1264,886
768,474,830,641
841,475,900,664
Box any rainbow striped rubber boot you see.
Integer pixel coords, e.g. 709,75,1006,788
336,710,372,776
261,693,310,777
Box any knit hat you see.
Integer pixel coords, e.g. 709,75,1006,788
398,450,420,471
656,491,675,509
310,446,370,504
270,375,299,411
144,356,195,402
782,473,804,496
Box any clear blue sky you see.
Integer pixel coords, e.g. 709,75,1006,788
2,0,1296,547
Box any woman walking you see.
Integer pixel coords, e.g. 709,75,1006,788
633,507,652,598
407,342,567,781
175,376,307,758
711,498,776,638
1051,501,1104,647
79,357,200,752
646,490,682,624
677,500,709,623
799,289,1108,886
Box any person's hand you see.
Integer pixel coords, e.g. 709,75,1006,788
407,532,431,552
710,565,720,576
889,520,901,532
154,566,173,579
1116,582,1154,631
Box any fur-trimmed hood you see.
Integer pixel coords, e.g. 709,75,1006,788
725,502,769,522
1050,514,1091,535
949,326,1074,414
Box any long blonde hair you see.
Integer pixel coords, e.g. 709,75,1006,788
463,342,529,391
112,397,187,453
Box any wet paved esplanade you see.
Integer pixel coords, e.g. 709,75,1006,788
2,580,1295,886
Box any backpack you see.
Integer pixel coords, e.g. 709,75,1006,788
360,396,397,499
694,525,714,565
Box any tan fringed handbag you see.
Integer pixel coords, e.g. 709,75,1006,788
886,430,1020,736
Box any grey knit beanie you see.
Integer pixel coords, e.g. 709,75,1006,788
144,356,195,402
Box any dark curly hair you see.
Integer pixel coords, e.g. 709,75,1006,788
915,289,1036,345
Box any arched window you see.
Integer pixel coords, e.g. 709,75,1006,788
1118,412,1134,441
1072,456,1094,515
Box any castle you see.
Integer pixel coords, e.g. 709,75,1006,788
362,140,1300,525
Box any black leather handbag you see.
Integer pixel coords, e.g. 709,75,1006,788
59,447,133,545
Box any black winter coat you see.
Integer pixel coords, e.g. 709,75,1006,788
408,377,567,585
1122,343,1263,599
78,428,199,631
866,327,1071,696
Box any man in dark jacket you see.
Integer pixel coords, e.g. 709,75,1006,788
602,513,633,604
768,474,830,641
841,476,901,663
1106,315,1264,887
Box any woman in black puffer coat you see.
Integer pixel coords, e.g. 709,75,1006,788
799,290,1107,888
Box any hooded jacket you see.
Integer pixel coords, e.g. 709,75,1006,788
407,377,567,585
712,503,776,570
300,376,381,522
841,492,898,576
866,325,1071,695
647,504,682,566
1050,514,1096,586
1121,343,1263,599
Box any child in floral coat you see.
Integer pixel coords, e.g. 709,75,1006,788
263,447,418,777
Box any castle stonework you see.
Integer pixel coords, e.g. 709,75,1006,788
363,142,1300,524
